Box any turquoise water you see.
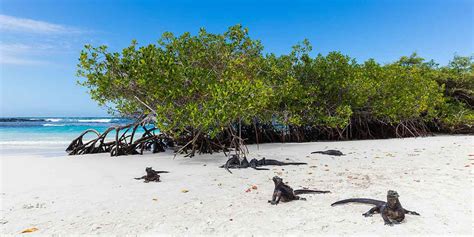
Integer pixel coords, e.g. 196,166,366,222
0,117,134,145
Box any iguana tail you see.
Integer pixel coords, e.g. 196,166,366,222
331,198,385,206
294,189,331,195
282,162,307,166
155,171,170,174
224,161,233,174
222,157,234,174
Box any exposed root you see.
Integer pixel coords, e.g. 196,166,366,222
66,116,171,156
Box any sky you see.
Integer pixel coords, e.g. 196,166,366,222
0,0,472,117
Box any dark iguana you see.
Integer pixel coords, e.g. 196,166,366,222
220,155,307,173
134,167,169,183
268,176,330,205
331,190,420,226
311,150,344,156
219,155,258,173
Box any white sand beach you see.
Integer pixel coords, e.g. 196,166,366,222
0,135,472,235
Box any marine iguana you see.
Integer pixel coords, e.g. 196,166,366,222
220,155,307,173
249,157,307,168
134,167,169,183
331,190,420,226
311,150,344,156
220,155,252,172
268,176,330,205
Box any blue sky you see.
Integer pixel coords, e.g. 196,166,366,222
0,0,472,117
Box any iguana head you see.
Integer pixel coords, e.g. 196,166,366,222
386,190,400,207
387,190,399,198
272,176,283,185
145,167,153,173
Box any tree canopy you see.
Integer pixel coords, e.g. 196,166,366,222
77,25,473,155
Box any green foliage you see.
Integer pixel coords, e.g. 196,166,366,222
369,60,444,123
265,42,366,129
77,25,473,139
434,55,474,107
78,25,272,138
437,99,474,131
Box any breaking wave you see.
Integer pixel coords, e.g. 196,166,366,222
43,124,66,127
77,119,114,123
45,118,62,122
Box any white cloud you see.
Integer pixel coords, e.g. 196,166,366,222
0,15,87,65
0,43,55,53
0,55,49,65
0,43,55,65
0,14,80,34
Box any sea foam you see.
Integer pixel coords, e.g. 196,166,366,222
45,118,62,122
43,124,66,127
77,119,113,123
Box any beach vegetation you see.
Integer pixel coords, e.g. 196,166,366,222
76,25,473,157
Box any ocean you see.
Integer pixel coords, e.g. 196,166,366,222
0,117,138,156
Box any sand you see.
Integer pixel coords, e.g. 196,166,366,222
0,135,472,235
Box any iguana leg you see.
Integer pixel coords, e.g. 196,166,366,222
362,206,379,217
381,208,393,226
274,191,282,204
404,209,420,215
269,190,282,205
268,190,278,204
134,175,146,180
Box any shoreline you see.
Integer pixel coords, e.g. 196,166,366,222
1,135,472,235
